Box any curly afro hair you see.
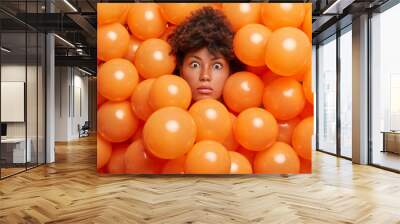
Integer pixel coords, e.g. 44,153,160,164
167,7,242,73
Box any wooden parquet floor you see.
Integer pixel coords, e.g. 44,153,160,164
1,135,400,224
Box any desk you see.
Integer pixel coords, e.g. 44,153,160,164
381,131,400,154
1,138,31,163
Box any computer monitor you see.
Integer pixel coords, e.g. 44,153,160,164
1,123,7,137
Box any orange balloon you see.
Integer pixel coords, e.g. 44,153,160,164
277,117,301,144
261,70,279,86
98,58,139,101
131,126,143,142
254,142,300,174
299,157,312,173
98,101,139,143
263,77,306,120
303,68,314,104
189,99,231,142
302,8,312,41
149,75,192,110
236,147,256,164
234,108,278,151
228,151,253,174
97,23,129,61
118,4,131,25
185,140,231,174
131,79,155,120
124,139,164,174
161,25,176,41
98,3,125,26
233,24,271,67
97,135,112,169
261,3,305,30
134,38,176,79
143,107,196,159
246,65,268,76
299,102,314,119
159,3,207,25
162,155,186,174
97,92,107,108
292,116,313,160
107,143,128,174
127,3,166,40
222,113,240,151
265,27,311,76
223,71,264,113
222,3,261,32
124,35,141,62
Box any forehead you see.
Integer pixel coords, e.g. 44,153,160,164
185,48,225,61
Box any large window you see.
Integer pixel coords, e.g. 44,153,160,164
370,3,400,171
0,1,46,179
339,27,352,158
317,35,337,154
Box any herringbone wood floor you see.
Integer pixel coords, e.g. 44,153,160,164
1,135,400,224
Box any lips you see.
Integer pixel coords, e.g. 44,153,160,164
197,86,213,94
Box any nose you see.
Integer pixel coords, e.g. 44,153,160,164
199,66,211,81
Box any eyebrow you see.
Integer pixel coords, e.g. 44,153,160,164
188,55,224,61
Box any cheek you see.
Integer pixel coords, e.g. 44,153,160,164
211,70,229,91
182,68,199,88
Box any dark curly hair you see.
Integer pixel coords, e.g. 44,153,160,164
167,7,243,73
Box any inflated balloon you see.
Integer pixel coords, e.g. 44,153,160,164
98,3,126,26
261,3,305,30
265,27,311,76
234,108,279,151
97,135,112,169
299,102,314,118
229,151,252,174
223,72,264,113
131,126,143,142
124,139,164,174
263,77,306,120
149,75,192,110
134,38,176,79
124,35,141,62
234,24,271,67
159,3,207,25
97,92,107,108
143,107,196,159
222,3,261,32
97,23,130,61
302,8,312,41
299,157,312,173
246,65,268,76
222,113,240,151
189,99,231,142
118,4,131,25
98,101,139,143
162,155,186,174
185,140,231,174
98,58,139,101
107,143,128,174
292,116,313,160
236,147,256,164
127,3,166,40
303,68,313,104
277,117,301,144
261,70,279,86
131,79,155,120
254,142,300,174
161,25,176,41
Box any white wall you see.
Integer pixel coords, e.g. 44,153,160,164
54,67,89,141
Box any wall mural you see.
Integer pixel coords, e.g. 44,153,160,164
97,3,314,174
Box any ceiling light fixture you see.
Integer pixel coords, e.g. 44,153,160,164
1,47,11,53
63,0,78,12
77,67,93,76
54,34,75,48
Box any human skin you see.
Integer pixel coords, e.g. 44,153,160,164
180,47,230,102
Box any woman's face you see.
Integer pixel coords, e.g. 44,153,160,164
180,48,230,102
